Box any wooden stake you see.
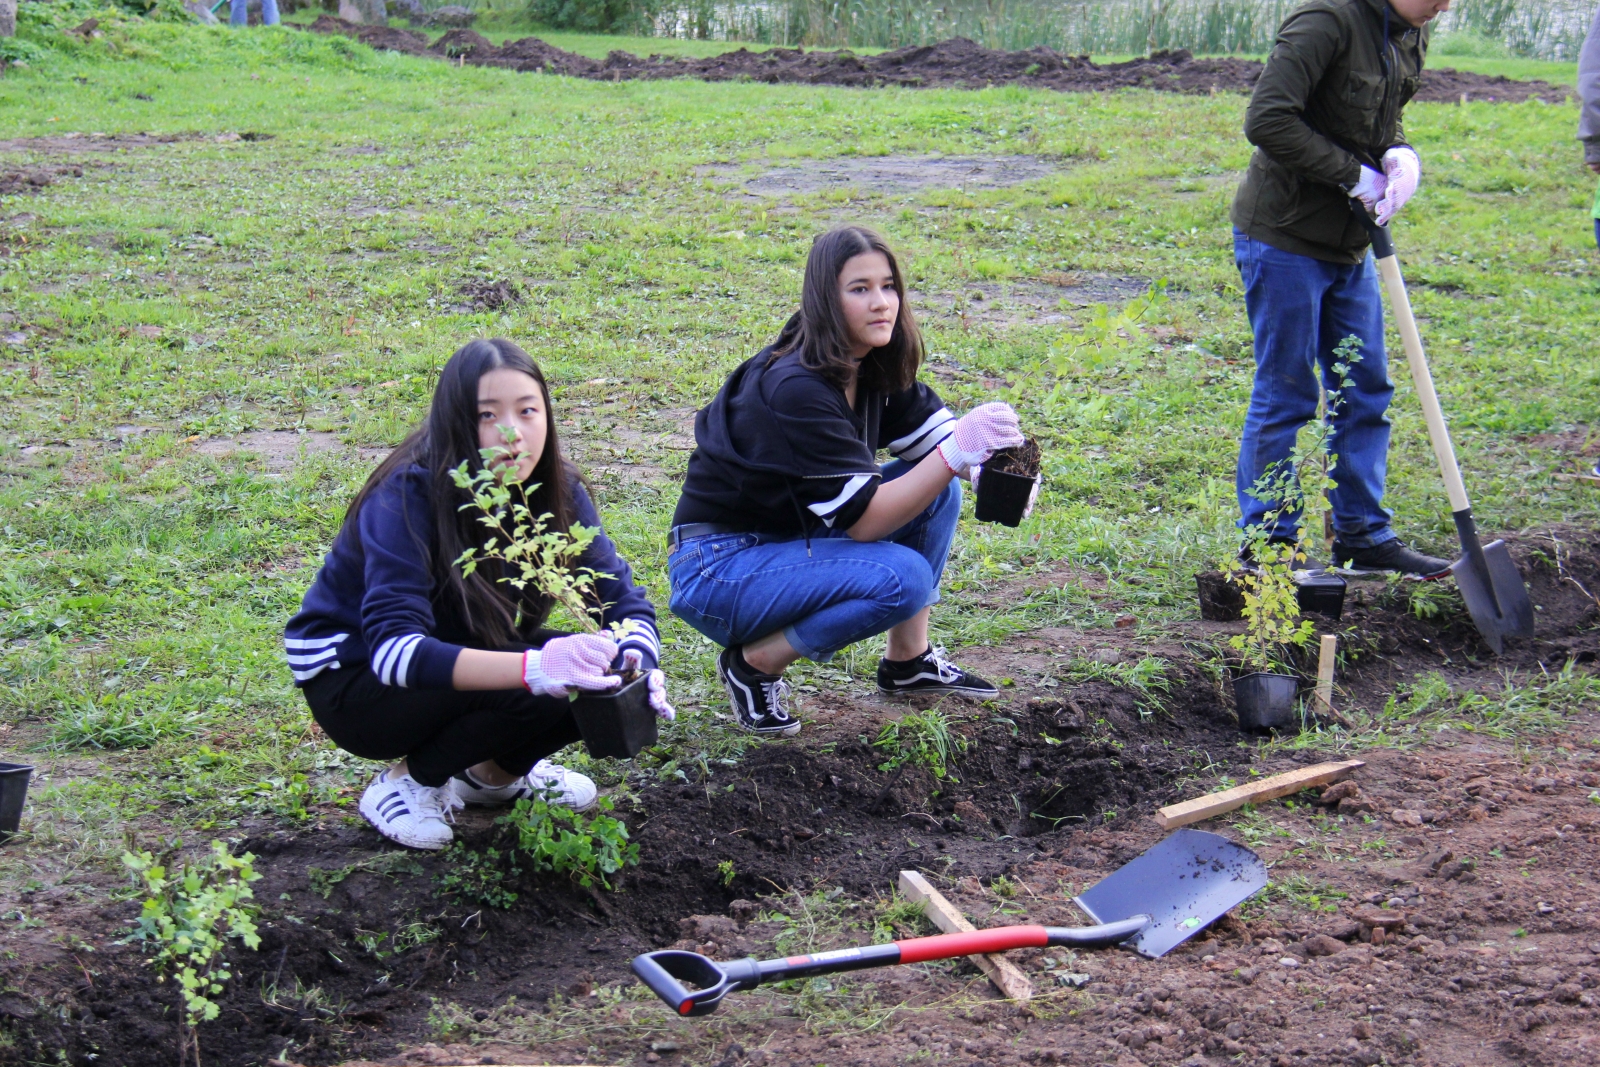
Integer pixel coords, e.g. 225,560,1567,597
1153,760,1365,830
1314,633,1338,714
898,870,1032,1001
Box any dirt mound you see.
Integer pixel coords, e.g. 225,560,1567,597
303,21,1570,102
0,164,83,197
307,14,428,57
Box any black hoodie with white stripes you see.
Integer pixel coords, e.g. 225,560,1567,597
671,346,954,537
284,466,658,690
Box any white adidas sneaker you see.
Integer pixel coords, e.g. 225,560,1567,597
451,760,598,812
358,770,461,850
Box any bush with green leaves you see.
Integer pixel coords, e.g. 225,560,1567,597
123,841,262,1065
527,0,655,35
496,794,638,889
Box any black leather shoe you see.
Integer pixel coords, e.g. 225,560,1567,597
1330,539,1452,579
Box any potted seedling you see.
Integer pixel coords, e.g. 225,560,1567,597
452,440,656,760
1227,534,1315,732
975,436,1042,527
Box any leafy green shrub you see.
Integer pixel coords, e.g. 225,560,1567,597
526,0,655,35
874,706,966,781
496,794,638,889
123,842,262,1065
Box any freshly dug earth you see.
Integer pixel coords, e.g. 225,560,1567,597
310,20,1571,103
2,531,1597,1066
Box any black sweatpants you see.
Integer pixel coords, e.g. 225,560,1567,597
301,658,582,788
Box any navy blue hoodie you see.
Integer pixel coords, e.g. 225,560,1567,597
284,466,658,689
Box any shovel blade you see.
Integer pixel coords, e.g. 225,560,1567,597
1072,829,1268,958
1450,538,1534,656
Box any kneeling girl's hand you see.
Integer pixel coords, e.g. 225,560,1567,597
621,648,676,722
523,633,621,697
938,402,1024,477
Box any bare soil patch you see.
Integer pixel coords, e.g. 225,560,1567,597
310,21,1571,104
192,431,390,474
2,534,1596,1066
701,154,1057,196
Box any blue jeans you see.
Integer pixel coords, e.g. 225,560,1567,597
231,0,280,25
1233,230,1397,549
668,461,960,662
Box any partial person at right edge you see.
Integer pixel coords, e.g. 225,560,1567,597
668,226,1025,737
1230,0,1455,579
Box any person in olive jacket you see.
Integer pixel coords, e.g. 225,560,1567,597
1230,0,1454,578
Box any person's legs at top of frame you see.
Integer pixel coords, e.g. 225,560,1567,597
231,0,280,26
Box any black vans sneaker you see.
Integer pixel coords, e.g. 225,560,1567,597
1331,538,1452,580
877,646,999,699
717,646,801,737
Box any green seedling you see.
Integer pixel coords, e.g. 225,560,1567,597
874,706,967,781
497,794,639,889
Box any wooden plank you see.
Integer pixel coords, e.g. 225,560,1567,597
1154,759,1365,830
1556,472,1600,487
1314,634,1338,714
898,870,1032,1001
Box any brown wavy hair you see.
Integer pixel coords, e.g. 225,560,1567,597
772,225,923,393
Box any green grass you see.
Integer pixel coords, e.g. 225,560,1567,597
0,17,1597,870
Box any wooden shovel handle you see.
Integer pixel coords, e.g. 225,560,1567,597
1359,213,1473,513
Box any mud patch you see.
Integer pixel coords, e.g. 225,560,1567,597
914,274,1152,326
308,20,1571,104
192,431,388,474
454,277,523,312
0,164,85,198
702,154,1056,196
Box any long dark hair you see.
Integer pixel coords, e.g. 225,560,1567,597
772,225,923,393
345,338,574,647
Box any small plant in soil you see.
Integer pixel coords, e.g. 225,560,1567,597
451,429,645,670
434,842,521,908
873,706,968,781
984,435,1041,478
496,793,639,889
122,841,263,1067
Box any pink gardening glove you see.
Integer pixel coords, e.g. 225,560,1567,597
1375,146,1420,226
1346,165,1387,212
937,402,1024,477
622,648,675,722
522,633,620,697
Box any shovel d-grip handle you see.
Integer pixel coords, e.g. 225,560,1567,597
632,916,1150,1016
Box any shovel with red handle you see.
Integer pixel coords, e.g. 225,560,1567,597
632,916,1150,1017
1355,208,1534,654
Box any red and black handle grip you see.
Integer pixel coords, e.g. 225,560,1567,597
632,915,1150,1016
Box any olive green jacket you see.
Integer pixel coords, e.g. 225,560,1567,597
1231,0,1428,263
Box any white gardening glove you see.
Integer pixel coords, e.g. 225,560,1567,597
937,402,1024,477
1346,165,1387,212
621,648,675,722
522,633,620,697
1375,146,1420,226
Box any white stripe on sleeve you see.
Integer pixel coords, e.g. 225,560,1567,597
372,633,425,687
284,633,349,650
887,408,955,460
806,474,874,523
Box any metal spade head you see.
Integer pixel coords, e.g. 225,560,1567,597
1072,828,1268,958
1450,538,1535,656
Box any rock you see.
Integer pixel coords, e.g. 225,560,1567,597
1338,796,1378,814
1354,909,1407,931
1304,934,1347,957
418,4,476,26
1320,781,1361,806
1321,918,1362,941
1390,809,1424,828
728,899,758,927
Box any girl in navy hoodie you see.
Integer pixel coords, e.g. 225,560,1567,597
285,338,670,850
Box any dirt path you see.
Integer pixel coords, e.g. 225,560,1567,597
1,531,1596,1065
308,18,1571,104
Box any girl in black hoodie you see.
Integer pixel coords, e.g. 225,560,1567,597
668,226,1025,735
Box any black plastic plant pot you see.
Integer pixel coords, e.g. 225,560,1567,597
1294,570,1347,621
974,468,1039,528
1233,673,1300,734
573,675,658,760
0,762,33,846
